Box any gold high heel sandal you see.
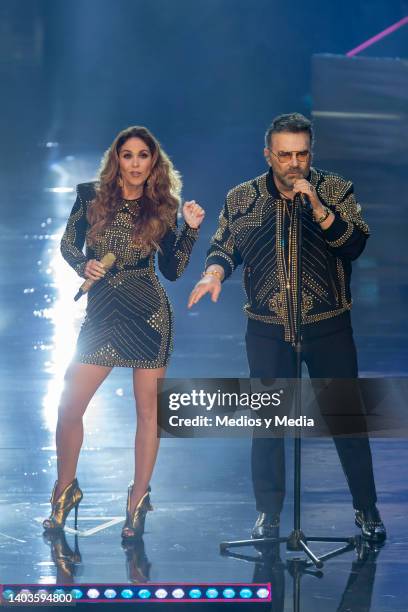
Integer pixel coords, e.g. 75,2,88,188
42,478,83,531
121,483,153,540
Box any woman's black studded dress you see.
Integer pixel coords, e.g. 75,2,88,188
60,182,199,368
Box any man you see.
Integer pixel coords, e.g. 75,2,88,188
188,113,386,543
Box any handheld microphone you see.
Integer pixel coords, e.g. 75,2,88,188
74,252,116,301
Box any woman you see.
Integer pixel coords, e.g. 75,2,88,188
43,126,205,539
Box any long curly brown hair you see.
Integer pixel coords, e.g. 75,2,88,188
87,126,182,252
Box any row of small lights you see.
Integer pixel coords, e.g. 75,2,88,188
2,586,270,602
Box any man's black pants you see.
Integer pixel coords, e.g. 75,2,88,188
246,320,378,514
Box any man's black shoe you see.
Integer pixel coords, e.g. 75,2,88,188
355,505,386,543
251,512,280,539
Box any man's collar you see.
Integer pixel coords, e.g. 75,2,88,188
266,167,280,198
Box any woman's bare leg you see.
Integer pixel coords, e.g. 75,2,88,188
55,362,112,497
129,367,166,512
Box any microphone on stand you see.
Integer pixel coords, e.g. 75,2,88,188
74,252,116,301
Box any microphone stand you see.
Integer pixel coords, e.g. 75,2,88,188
220,194,356,568
221,536,374,612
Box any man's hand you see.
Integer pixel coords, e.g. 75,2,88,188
188,273,223,308
292,179,321,210
292,179,334,229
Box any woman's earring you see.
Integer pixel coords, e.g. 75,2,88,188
118,175,124,188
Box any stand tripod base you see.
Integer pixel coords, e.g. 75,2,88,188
220,529,356,568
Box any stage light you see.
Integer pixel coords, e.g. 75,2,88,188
42,231,85,432
256,587,269,599
54,588,65,596
1,583,270,604
2,589,15,601
46,187,74,193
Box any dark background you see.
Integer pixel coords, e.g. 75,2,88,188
1,0,408,189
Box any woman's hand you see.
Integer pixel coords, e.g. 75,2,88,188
183,200,205,229
84,259,106,281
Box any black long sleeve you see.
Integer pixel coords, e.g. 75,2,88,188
322,186,369,261
60,186,89,277
204,196,243,280
158,215,199,281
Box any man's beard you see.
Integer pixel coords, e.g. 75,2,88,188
278,169,304,189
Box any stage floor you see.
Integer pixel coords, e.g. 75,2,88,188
1,437,407,610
